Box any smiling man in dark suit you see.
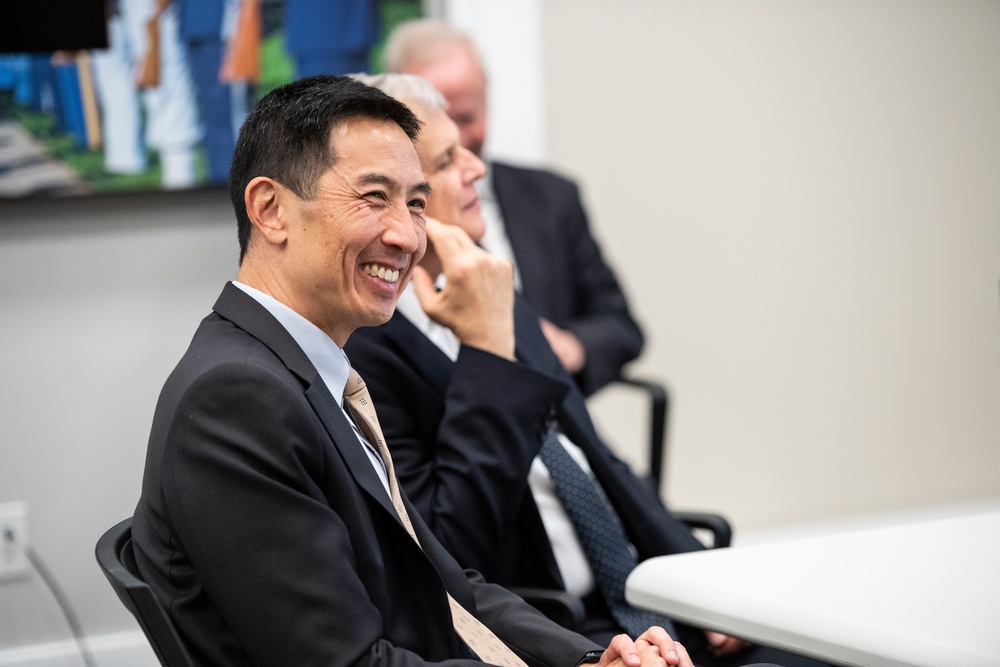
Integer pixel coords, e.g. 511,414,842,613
131,74,692,667
385,19,644,396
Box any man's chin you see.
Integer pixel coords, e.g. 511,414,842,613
363,302,400,329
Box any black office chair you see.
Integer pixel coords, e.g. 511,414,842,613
95,518,194,667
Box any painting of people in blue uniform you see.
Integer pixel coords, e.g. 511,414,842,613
0,0,421,199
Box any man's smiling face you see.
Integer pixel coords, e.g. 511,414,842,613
278,116,430,345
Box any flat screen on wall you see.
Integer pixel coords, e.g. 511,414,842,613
0,0,422,199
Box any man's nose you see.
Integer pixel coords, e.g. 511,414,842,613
461,147,486,183
383,204,422,253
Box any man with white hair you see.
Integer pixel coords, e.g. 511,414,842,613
384,19,645,397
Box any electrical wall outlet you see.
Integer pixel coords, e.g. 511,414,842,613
0,501,31,582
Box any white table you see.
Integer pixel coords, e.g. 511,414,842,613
626,510,1000,666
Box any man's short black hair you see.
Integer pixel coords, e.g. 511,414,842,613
230,75,423,263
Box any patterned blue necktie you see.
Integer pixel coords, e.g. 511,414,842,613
538,429,677,638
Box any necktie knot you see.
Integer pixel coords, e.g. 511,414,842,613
344,367,367,400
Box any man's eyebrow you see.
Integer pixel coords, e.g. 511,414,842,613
357,174,431,196
358,173,397,189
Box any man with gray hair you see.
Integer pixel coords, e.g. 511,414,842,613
384,19,645,397
346,71,826,667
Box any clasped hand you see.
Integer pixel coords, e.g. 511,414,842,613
589,627,693,667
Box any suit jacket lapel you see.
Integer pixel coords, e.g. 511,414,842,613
213,282,316,383
386,291,584,448
512,293,565,378
303,382,400,519
511,292,614,470
491,162,548,310
381,311,454,396
490,161,532,261
212,283,399,521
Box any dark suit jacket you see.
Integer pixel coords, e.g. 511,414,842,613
491,161,644,396
132,283,598,667
344,294,704,594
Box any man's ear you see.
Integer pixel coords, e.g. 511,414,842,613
245,176,289,247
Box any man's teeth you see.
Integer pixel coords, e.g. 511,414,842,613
362,264,400,284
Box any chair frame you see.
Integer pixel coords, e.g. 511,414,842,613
614,375,670,492
95,518,194,667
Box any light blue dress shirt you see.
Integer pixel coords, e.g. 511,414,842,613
232,280,391,495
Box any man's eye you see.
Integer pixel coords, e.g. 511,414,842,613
408,198,427,211
366,191,388,202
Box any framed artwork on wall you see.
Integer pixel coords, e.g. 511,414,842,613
0,0,423,200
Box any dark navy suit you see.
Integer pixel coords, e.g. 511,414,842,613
345,294,827,667
490,162,645,396
132,283,599,666
345,294,703,590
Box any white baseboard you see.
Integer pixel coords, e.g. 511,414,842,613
0,631,157,667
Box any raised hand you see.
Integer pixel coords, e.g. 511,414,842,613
411,217,516,360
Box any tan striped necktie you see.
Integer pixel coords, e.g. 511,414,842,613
344,367,528,667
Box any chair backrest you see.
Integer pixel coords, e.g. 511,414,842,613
95,518,194,667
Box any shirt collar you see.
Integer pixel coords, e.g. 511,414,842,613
395,285,461,361
232,281,350,407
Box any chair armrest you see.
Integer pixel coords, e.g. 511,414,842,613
610,375,669,492
509,587,586,630
674,511,733,549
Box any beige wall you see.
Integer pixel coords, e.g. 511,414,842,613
543,0,1000,533
0,191,237,646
